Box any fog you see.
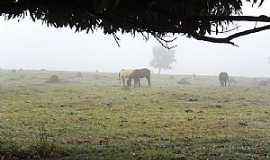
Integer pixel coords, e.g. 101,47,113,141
1,2,270,77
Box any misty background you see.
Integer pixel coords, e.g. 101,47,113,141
0,2,270,77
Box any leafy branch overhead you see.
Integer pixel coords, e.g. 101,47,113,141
0,0,269,47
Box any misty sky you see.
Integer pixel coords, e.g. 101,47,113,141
1,2,270,77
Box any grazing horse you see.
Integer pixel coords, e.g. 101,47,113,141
119,69,135,87
219,72,230,87
127,68,151,87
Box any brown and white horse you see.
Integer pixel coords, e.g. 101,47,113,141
127,68,151,87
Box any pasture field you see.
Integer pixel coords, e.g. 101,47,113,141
1,69,270,160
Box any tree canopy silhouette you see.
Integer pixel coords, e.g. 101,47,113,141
0,0,269,47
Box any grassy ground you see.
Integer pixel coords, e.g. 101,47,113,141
1,69,270,159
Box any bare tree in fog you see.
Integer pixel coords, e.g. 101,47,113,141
150,46,176,74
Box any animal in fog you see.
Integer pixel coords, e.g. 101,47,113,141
119,69,134,87
219,72,230,87
192,74,197,80
127,68,151,88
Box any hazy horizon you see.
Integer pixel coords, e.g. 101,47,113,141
1,2,270,78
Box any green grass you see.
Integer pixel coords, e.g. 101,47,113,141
1,69,270,159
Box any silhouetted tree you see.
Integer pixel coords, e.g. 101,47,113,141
0,0,269,47
150,46,176,74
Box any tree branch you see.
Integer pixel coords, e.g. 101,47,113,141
192,24,270,46
154,36,177,49
112,33,120,47
191,15,270,23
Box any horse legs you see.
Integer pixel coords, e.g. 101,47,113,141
122,78,125,87
135,78,141,88
220,81,224,87
147,76,151,87
134,78,138,88
131,78,139,88
127,78,132,88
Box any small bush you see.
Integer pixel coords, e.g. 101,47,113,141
20,74,25,79
95,74,108,80
75,72,83,78
177,78,191,85
258,80,268,86
46,75,60,83
169,75,175,79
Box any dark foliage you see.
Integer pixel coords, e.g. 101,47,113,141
0,0,267,47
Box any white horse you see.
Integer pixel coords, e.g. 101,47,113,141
119,69,133,87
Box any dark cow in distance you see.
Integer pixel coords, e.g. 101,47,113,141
219,72,230,87
127,68,151,88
